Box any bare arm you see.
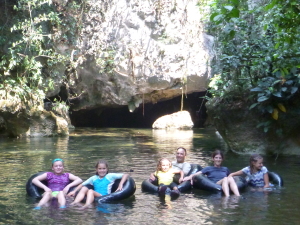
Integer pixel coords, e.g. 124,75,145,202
115,174,129,192
183,171,202,181
67,184,83,197
173,170,184,183
263,173,270,188
63,174,83,195
228,170,244,177
179,170,184,183
149,172,156,181
32,173,51,192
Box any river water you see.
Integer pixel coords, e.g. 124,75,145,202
0,127,299,225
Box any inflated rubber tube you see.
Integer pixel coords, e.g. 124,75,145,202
26,171,78,199
176,164,203,192
27,172,136,203
187,164,203,176
233,175,248,190
94,177,136,203
268,171,283,186
26,172,47,198
141,179,159,193
192,174,247,192
141,164,203,193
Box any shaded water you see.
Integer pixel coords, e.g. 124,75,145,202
0,128,299,225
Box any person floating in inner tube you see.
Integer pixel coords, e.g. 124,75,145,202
229,154,270,189
150,158,184,197
32,158,83,210
69,159,129,209
172,147,191,176
183,150,240,197
149,147,191,181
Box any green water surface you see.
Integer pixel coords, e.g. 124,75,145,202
0,128,298,225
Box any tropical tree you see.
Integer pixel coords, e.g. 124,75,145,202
201,0,300,135
0,0,84,112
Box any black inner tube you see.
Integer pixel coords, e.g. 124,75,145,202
192,174,247,192
268,171,284,186
26,172,136,203
141,164,203,193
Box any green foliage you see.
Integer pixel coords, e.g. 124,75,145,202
52,98,70,113
264,0,300,45
199,0,300,135
96,47,116,74
0,0,85,111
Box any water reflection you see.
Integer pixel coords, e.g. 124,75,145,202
0,128,298,224
152,129,194,153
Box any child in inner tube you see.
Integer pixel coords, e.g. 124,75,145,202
69,159,128,209
150,158,184,196
229,154,270,189
32,158,83,210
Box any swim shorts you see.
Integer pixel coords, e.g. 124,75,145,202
52,191,60,197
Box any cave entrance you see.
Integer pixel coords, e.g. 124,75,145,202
70,91,208,128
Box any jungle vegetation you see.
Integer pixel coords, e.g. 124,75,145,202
0,0,84,113
0,0,299,137
200,0,300,136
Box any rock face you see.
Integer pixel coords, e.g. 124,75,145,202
206,98,272,154
206,97,300,154
0,0,213,137
66,0,214,111
152,111,193,129
0,97,70,137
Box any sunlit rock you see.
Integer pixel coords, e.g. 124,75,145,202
26,111,68,137
0,94,70,137
0,0,214,136
66,0,214,111
152,111,194,129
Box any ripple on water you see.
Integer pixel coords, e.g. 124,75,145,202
0,128,299,224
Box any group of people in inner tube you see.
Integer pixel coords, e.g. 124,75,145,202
150,148,272,198
32,159,128,210
31,148,272,210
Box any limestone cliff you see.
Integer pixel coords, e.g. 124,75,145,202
65,0,214,112
0,0,213,137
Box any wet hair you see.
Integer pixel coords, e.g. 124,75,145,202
156,158,172,172
177,147,187,156
95,159,109,175
212,149,224,160
249,154,263,174
52,158,64,166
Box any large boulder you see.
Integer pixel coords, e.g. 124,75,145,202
63,0,214,111
0,0,214,137
0,95,70,137
152,111,193,129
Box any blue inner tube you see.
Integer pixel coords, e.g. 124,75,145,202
192,174,247,192
141,164,203,193
268,171,283,186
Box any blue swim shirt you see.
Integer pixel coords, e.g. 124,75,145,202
82,173,123,195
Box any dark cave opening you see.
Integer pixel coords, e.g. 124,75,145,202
69,91,208,128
